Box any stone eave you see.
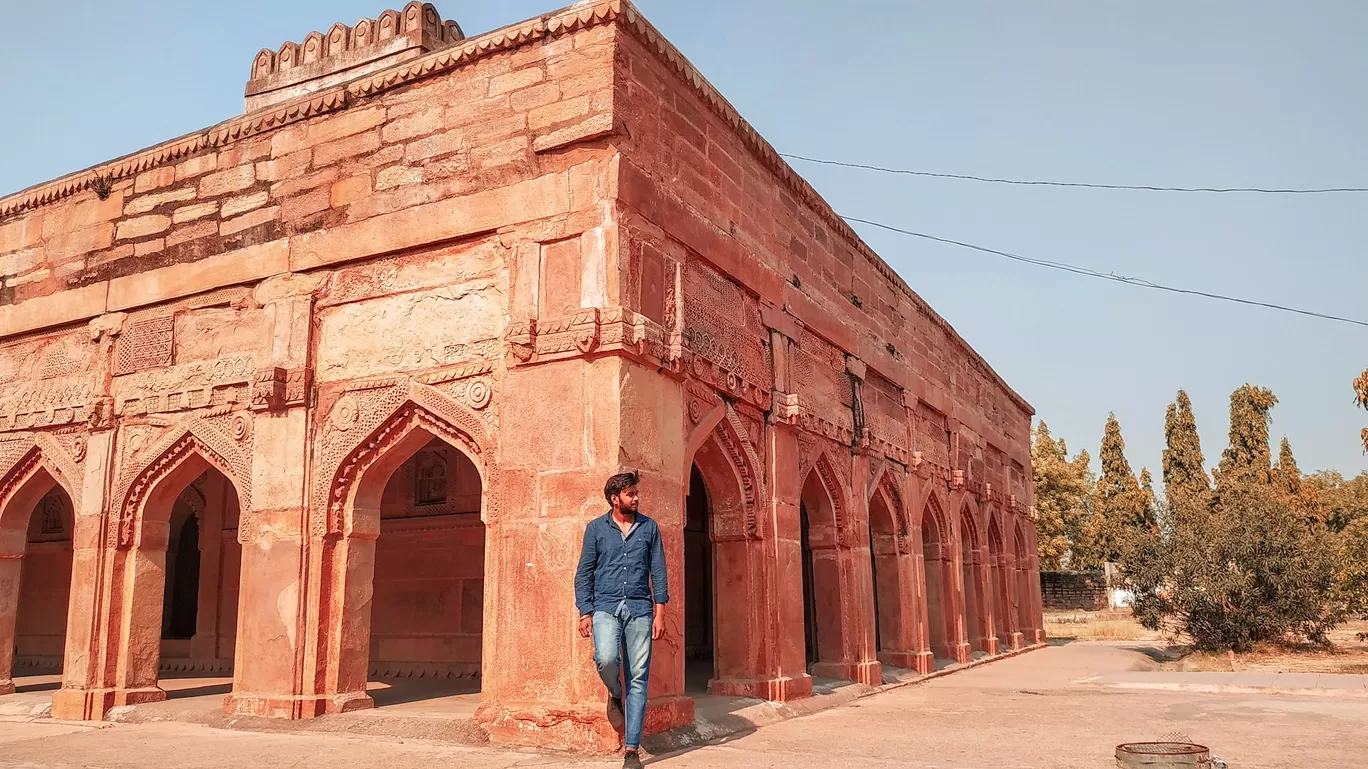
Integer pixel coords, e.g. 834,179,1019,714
0,0,1032,417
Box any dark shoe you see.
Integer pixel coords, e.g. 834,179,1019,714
607,696,625,731
623,750,644,769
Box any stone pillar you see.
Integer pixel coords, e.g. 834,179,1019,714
190,474,225,665
51,427,118,720
759,327,814,700
225,290,314,717
837,449,880,686
475,356,693,753
0,555,20,695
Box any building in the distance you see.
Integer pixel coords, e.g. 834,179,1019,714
0,1,1043,753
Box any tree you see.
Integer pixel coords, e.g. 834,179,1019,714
1126,484,1346,652
1305,471,1368,532
1275,437,1302,497
1355,368,1368,451
1075,414,1152,567
1031,421,1092,570
1162,390,1210,508
1215,384,1278,491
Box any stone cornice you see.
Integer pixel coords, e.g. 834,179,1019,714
0,0,1031,418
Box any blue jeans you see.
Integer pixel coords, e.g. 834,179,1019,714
591,604,653,749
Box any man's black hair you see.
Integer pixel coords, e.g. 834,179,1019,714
604,471,640,503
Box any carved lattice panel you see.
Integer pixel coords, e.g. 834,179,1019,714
865,372,908,452
115,316,175,376
915,403,951,469
681,259,772,394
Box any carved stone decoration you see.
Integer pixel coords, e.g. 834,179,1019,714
0,434,85,525
330,395,361,431
687,399,702,425
875,470,910,555
714,406,764,539
114,315,175,376
112,419,252,549
810,449,849,548
447,378,492,411
231,414,251,442
312,380,497,537
251,367,288,412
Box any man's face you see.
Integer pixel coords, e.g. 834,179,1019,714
614,484,640,512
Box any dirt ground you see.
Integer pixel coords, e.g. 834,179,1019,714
3,641,1367,768
1046,611,1368,674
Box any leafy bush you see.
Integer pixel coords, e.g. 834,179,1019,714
1123,484,1346,652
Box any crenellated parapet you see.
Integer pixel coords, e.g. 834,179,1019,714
245,2,464,112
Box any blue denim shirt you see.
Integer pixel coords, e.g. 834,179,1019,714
574,511,669,619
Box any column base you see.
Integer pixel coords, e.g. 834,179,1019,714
0,679,13,696
877,651,935,675
477,694,695,754
983,637,1001,656
1008,631,1025,651
810,659,882,686
709,673,813,701
223,690,373,719
950,642,973,664
50,686,166,721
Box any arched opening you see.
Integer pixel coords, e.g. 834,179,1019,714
987,517,1010,651
683,464,713,692
365,437,486,707
1014,523,1033,643
959,506,989,657
868,489,901,657
799,469,842,674
12,485,75,682
152,470,241,676
1,456,77,697
920,501,954,663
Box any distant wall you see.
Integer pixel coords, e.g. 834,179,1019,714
1039,570,1107,611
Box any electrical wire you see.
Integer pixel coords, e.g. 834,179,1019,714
782,154,1368,195
843,216,1368,329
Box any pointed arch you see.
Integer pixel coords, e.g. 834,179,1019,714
0,444,78,539
686,404,763,542
807,450,848,545
324,383,496,536
113,419,250,550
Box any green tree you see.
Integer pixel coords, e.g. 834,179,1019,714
1162,390,1211,508
1216,385,1278,491
1076,414,1151,567
1305,471,1368,532
1126,484,1346,652
1031,421,1092,570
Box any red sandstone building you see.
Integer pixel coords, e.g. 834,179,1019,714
0,1,1043,752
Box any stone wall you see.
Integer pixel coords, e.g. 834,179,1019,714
1039,570,1108,611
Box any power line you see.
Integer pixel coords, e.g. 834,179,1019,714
843,216,1368,329
783,153,1368,195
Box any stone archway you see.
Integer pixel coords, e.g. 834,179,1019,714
310,389,493,714
799,456,847,678
867,482,903,661
1014,521,1034,645
682,409,767,697
958,503,992,657
0,447,79,695
106,425,250,706
919,494,956,663
987,512,1012,652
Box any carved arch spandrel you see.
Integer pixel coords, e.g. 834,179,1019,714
807,449,850,548
315,381,497,537
919,487,952,546
112,418,251,549
874,469,910,554
0,433,85,521
711,406,764,539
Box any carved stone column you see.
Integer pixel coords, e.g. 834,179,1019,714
50,319,121,720
224,289,314,717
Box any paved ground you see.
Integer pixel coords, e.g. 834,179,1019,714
3,642,1367,768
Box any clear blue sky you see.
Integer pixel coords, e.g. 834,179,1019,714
3,1,1365,482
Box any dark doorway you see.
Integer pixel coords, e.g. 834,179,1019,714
165,516,201,641
799,502,818,665
868,518,883,652
683,464,713,691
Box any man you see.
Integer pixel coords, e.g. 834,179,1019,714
574,471,668,769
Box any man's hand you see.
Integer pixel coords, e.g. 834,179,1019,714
578,614,593,638
652,606,666,641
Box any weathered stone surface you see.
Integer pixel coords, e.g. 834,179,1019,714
0,2,1040,757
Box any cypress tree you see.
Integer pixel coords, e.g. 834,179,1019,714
1031,421,1092,570
1139,468,1159,529
1216,384,1278,491
1080,414,1150,565
1162,390,1210,507
1275,437,1302,497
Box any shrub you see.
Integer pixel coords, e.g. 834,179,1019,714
1123,484,1346,652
